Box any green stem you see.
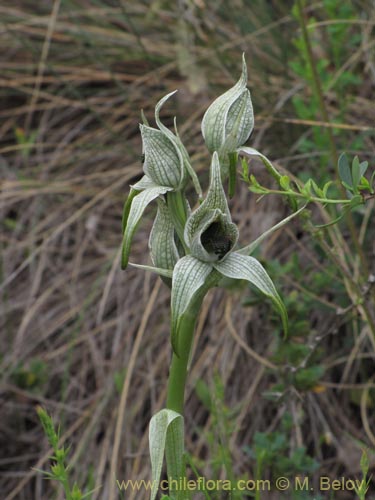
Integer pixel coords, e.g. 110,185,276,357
166,306,200,500
167,191,189,254
166,308,198,414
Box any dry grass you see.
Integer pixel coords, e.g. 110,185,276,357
1,1,375,499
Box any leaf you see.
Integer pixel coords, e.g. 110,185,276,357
359,161,369,178
171,256,213,354
149,409,184,500
238,146,282,183
279,175,291,191
351,155,361,189
338,152,352,187
322,181,333,198
214,253,288,337
121,185,172,269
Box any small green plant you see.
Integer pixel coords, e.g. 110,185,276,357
36,406,95,500
354,449,371,500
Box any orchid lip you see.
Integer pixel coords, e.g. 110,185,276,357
201,221,234,260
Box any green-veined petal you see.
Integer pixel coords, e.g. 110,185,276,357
171,256,213,354
155,91,202,197
140,124,183,188
201,54,254,154
214,252,288,336
185,152,230,246
149,199,180,271
121,185,172,269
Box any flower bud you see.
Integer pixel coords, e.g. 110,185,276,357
201,54,254,162
139,91,202,195
140,124,184,189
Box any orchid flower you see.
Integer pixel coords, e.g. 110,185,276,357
121,92,201,269
170,152,288,355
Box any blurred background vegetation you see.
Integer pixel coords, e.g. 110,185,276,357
1,1,374,499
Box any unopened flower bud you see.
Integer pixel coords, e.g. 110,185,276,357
201,55,254,165
140,124,184,189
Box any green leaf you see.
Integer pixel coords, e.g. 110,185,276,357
238,146,282,183
310,179,323,198
358,177,371,191
214,253,288,337
279,175,291,191
121,186,172,269
338,152,352,187
171,256,213,354
351,155,361,189
149,409,184,500
322,181,333,198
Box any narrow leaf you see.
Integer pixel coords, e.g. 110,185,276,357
238,147,282,183
338,152,352,187
149,409,183,500
351,155,361,188
214,253,288,336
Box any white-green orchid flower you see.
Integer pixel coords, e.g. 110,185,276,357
170,152,288,355
201,54,254,174
121,92,201,269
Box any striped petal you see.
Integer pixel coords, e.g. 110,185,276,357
214,252,288,337
201,54,254,155
121,185,172,269
171,256,213,354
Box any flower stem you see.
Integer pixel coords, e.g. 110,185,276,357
165,306,200,500
166,307,198,414
167,191,189,254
